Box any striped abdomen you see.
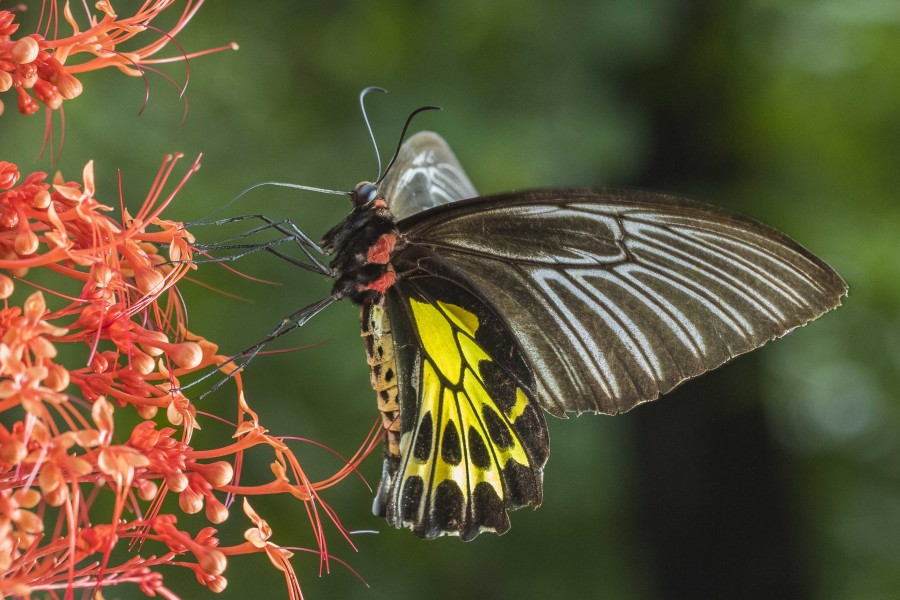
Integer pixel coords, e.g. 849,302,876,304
361,301,401,456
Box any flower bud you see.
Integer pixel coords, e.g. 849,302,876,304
0,162,17,189
0,274,13,299
32,189,51,209
198,549,227,576
56,73,83,99
39,462,62,493
14,230,39,255
0,438,25,465
179,486,203,514
134,264,165,295
43,481,68,506
89,352,109,373
139,330,168,356
207,575,227,593
170,342,202,369
130,348,155,375
11,36,39,64
33,80,61,109
16,87,39,115
137,478,159,501
165,471,188,493
205,496,229,524
12,507,43,534
195,461,234,488
137,404,159,419
44,363,70,391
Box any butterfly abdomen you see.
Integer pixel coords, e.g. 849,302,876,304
361,301,401,456
321,183,406,455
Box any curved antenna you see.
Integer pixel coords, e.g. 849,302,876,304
376,105,443,185
196,180,349,222
360,86,388,179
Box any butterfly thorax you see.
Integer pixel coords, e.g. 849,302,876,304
322,182,402,306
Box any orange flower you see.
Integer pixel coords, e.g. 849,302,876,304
0,157,380,598
0,1,236,147
241,499,302,598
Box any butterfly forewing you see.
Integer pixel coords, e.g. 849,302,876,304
395,188,847,417
379,131,478,220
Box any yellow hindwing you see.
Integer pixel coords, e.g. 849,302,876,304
401,298,533,512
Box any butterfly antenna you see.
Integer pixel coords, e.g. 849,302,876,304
360,86,388,180
192,180,349,223
376,104,443,185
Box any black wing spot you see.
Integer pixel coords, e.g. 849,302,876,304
400,475,424,522
441,420,463,465
413,412,433,462
467,425,491,469
510,404,550,466
502,460,542,510
479,360,519,415
471,482,510,538
433,480,464,534
482,405,513,449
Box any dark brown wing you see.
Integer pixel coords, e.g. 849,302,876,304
395,188,848,417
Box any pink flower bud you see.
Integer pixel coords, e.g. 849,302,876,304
170,342,203,369
137,404,159,419
32,189,51,209
179,486,204,514
16,87,39,115
205,496,229,524
43,481,68,507
0,438,25,465
0,162,17,189
197,549,227,576
165,471,188,493
134,264,165,295
56,73,83,99
0,274,13,299
130,348,155,374
11,36,39,64
207,575,228,593
195,460,234,487
44,363,70,391
136,478,159,501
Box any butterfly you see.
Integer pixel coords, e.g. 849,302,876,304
303,128,848,542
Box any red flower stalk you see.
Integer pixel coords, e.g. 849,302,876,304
0,157,381,598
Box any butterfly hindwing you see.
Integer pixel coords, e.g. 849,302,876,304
379,131,478,220
397,188,848,417
375,261,548,540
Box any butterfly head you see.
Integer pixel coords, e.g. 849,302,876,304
352,181,381,207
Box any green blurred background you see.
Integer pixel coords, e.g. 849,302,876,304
2,1,899,598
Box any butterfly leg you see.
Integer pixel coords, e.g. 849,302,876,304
188,214,332,275
177,295,339,400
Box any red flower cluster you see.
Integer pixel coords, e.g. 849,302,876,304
2,3,377,597
0,156,381,598
1,1,236,116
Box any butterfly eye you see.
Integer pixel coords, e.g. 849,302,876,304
355,183,379,205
